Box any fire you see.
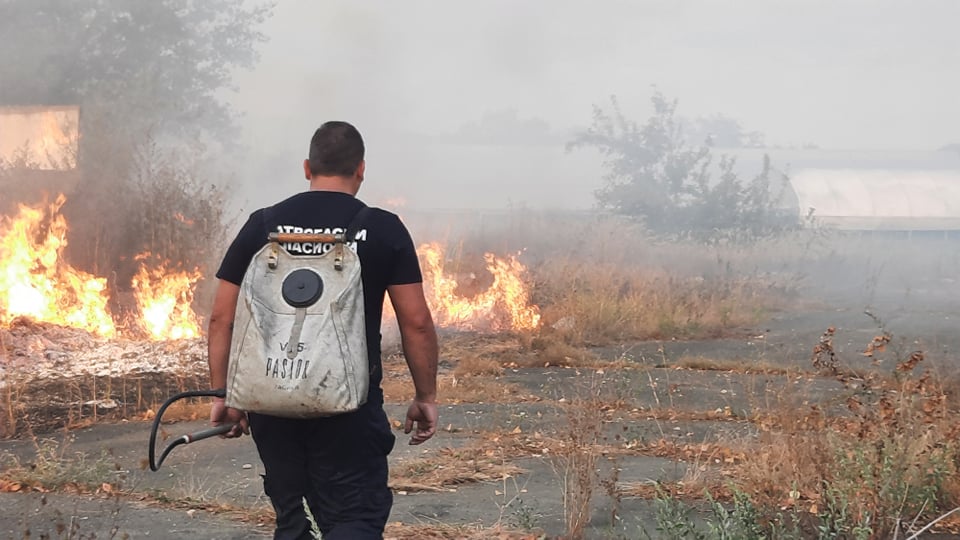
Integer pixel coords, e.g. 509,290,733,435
131,256,202,340
0,196,203,340
380,196,407,209
0,195,115,336
416,242,540,331
2,196,538,340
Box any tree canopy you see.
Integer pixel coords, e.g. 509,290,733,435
0,0,270,139
569,91,792,239
0,0,272,291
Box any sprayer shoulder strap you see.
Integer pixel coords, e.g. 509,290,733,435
344,205,371,243
261,206,274,240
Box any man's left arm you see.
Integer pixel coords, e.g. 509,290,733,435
207,279,248,437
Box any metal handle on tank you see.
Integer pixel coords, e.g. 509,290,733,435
268,232,346,244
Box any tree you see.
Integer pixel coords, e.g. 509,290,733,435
449,109,562,146
0,0,271,286
568,91,791,239
938,143,960,157
685,114,765,149
0,0,269,140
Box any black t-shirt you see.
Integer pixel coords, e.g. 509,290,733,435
215,191,422,403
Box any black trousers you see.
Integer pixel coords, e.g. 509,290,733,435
248,405,396,540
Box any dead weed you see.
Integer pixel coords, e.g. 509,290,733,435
384,522,542,540
390,446,526,493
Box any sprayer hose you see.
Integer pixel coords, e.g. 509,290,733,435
148,389,227,472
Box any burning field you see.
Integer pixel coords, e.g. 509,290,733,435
0,195,205,433
0,196,202,341
9,193,960,538
0,195,546,434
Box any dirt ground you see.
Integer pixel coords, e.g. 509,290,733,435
2,275,960,539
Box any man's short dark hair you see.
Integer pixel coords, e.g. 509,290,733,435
308,121,365,177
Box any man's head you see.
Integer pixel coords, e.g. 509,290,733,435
303,121,365,190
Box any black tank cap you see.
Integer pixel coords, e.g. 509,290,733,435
281,269,324,308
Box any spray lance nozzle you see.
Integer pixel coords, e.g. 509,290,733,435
148,389,238,472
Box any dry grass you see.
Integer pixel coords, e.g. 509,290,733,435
384,522,540,540
672,354,796,375
137,493,276,528
454,355,505,377
531,260,783,346
617,479,735,502
481,424,746,468
10,208,960,536
0,369,208,438
0,378,24,439
523,339,605,368
390,446,526,493
734,366,960,531
438,333,534,364
644,328,960,538
0,435,120,494
381,371,535,405
142,398,208,423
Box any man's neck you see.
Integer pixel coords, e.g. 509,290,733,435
308,175,357,195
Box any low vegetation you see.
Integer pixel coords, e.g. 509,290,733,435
3,220,960,539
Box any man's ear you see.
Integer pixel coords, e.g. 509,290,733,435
303,159,312,180
356,161,365,182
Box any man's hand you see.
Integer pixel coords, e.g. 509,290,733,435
404,399,438,445
389,282,439,446
210,398,249,438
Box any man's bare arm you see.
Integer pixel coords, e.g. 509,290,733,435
388,282,438,444
208,279,240,390
388,282,438,401
207,279,247,437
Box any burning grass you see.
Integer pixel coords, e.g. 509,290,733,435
13,202,939,536
418,242,541,332
0,196,206,340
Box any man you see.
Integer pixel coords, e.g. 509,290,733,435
207,121,439,539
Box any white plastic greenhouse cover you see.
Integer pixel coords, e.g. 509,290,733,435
789,169,960,231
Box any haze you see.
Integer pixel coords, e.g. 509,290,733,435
227,0,960,211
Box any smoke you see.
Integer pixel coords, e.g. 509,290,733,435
225,0,960,215
2,0,958,346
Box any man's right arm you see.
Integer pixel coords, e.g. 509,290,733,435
206,209,265,438
207,280,248,437
388,282,438,445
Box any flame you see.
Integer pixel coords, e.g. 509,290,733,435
0,195,116,336
172,212,195,226
0,196,203,340
131,256,202,341
415,242,540,331
381,196,407,209
39,112,76,168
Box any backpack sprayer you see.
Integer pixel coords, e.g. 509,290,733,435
147,389,237,471
147,213,370,471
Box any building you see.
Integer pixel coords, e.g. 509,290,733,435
0,105,81,213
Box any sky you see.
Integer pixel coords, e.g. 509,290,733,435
226,0,960,210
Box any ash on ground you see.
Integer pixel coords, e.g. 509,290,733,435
0,318,206,386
